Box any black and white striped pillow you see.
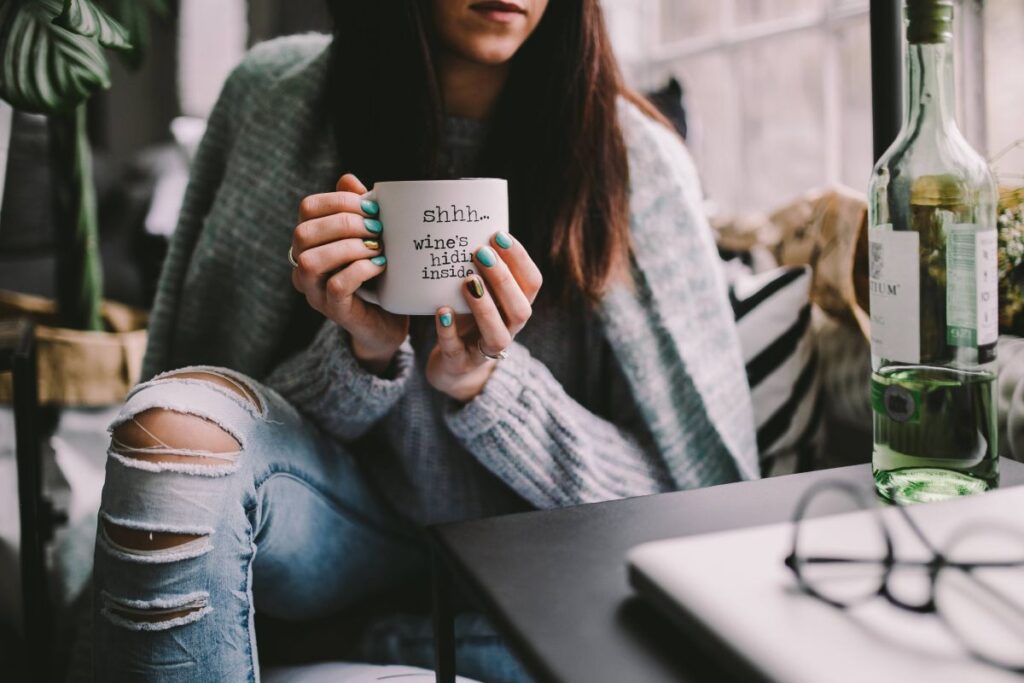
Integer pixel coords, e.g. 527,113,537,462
727,263,822,476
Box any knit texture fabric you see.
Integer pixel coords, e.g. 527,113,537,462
142,34,760,517
349,115,664,524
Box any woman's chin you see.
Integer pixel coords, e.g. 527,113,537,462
448,39,522,66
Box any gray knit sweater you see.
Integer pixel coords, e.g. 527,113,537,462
141,34,761,517
339,117,659,524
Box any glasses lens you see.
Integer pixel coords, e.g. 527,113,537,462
792,485,889,606
935,527,1024,670
884,507,938,611
886,563,935,611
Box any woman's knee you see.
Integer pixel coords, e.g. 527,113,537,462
98,368,261,625
108,367,261,464
110,405,241,467
107,367,259,465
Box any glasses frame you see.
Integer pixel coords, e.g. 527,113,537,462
783,480,1024,673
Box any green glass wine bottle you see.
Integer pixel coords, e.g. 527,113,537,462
869,0,998,504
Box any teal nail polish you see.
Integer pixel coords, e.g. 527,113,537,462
439,311,453,328
361,199,379,216
364,218,382,234
495,231,513,249
370,255,387,266
476,246,497,267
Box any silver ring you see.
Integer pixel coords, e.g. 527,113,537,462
477,338,509,361
287,246,298,268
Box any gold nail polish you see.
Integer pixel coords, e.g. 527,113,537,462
363,239,381,251
466,278,485,299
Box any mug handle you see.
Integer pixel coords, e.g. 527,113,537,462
355,188,381,306
354,287,380,305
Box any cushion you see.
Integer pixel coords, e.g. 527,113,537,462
263,662,480,683
997,336,1024,460
724,261,822,476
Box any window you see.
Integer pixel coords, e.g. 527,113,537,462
605,0,1024,214
984,0,1024,186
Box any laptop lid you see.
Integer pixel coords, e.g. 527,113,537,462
627,485,1024,683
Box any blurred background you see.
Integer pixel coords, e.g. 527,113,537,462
81,0,1024,195
609,0,1023,212
3,0,1024,306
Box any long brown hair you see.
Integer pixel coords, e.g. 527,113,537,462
325,1,661,301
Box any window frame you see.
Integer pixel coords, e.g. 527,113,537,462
609,0,991,211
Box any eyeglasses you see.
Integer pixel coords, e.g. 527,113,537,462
783,480,1024,673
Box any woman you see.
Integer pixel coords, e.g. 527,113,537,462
92,1,758,680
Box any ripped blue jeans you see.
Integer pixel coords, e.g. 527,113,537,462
92,366,527,682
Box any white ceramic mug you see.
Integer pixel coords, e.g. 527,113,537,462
356,178,508,315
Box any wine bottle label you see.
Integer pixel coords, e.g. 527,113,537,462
869,225,920,363
946,226,998,348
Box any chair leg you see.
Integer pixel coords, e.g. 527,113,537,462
2,321,53,675
432,550,456,683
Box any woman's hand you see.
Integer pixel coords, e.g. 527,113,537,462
291,173,409,374
426,233,543,402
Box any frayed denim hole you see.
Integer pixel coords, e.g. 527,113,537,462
101,591,211,631
108,403,244,466
101,605,212,632
108,403,245,456
99,511,215,537
154,366,266,418
153,378,265,421
98,534,214,565
108,448,239,477
99,522,213,564
163,366,263,407
109,440,240,464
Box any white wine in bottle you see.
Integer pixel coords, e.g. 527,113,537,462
868,0,998,504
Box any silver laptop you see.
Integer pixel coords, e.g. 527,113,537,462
627,485,1024,683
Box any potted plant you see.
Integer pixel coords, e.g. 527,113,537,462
0,0,167,404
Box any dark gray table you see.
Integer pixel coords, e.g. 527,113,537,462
430,459,1024,683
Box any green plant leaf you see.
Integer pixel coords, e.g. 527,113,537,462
54,0,132,50
0,0,111,114
139,0,171,17
97,0,171,69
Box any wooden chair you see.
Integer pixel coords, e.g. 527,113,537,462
0,319,67,680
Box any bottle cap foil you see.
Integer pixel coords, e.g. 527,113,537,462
906,0,954,44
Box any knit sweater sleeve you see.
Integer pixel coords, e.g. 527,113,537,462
445,343,675,509
141,58,247,379
142,36,327,379
263,320,414,442
142,36,410,440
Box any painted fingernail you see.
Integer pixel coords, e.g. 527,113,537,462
364,218,383,234
360,199,379,216
439,311,453,328
476,246,497,267
363,239,381,250
370,255,387,266
466,277,484,299
494,231,513,249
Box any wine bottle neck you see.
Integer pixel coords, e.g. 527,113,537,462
904,41,958,138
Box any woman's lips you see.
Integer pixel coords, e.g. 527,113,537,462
469,1,527,23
